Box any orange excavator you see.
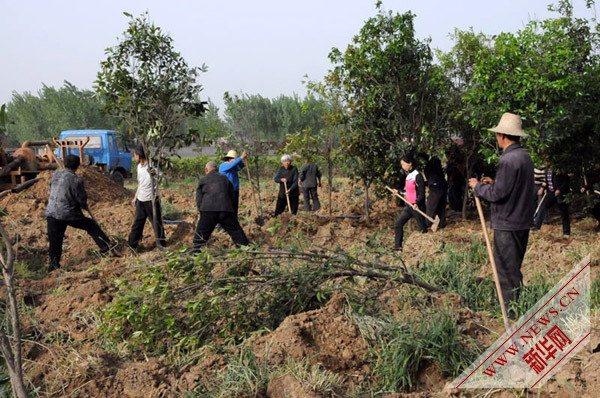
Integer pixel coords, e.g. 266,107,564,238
0,140,61,190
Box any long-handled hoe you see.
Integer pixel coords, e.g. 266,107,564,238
283,180,293,214
385,186,440,232
86,206,122,257
474,193,511,332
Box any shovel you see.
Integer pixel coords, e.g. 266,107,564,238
86,206,122,257
283,180,293,214
385,186,440,232
533,191,547,220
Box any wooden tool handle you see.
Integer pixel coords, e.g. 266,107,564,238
385,186,435,223
475,196,510,332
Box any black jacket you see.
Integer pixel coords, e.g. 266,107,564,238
196,170,235,213
423,156,447,189
274,165,299,198
299,163,322,188
474,143,534,230
546,171,570,194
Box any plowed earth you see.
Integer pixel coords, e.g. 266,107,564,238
0,169,598,397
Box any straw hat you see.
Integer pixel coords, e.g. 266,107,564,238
223,150,238,160
488,112,528,137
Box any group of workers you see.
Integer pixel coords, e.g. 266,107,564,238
44,112,598,318
394,112,599,315
44,148,323,269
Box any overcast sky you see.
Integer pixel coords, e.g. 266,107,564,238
0,1,593,109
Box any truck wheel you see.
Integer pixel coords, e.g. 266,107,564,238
111,170,125,186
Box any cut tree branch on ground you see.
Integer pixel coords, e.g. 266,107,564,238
0,223,30,398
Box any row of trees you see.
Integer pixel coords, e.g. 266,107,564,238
4,85,328,148
4,82,117,146
320,0,600,220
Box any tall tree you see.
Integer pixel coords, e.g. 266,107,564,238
464,1,600,173
438,29,494,218
96,12,205,170
96,12,205,231
324,6,446,222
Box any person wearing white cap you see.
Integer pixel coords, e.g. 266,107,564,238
219,149,247,217
468,112,535,313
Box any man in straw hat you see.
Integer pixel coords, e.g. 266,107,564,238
219,149,248,217
468,112,535,313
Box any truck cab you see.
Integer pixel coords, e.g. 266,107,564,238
57,130,132,185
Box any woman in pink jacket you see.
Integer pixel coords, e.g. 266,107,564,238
392,154,427,251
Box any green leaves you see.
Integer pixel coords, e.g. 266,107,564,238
95,11,205,171
324,9,447,189
462,10,600,171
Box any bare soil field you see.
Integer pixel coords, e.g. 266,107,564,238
0,169,598,397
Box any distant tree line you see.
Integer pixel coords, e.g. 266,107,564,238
4,81,117,146
4,84,329,147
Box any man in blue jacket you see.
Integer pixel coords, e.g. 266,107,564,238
219,149,247,217
469,113,534,311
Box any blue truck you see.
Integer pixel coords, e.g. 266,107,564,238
56,130,132,185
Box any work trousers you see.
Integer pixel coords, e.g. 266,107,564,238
394,205,427,250
533,194,570,235
47,216,110,269
493,229,530,307
193,211,249,248
302,187,320,212
128,199,166,248
592,203,600,226
275,195,299,216
426,185,447,228
233,190,240,217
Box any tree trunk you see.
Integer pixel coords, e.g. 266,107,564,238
462,155,474,220
0,224,30,398
327,156,333,216
254,155,263,214
363,179,371,224
143,143,164,247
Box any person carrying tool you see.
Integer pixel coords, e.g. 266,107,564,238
392,154,427,251
533,160,571,236
45,155,115,270
193,161,250,249
299,157,322,212
419,153,447,229
127,147,166,251
219,149,247,217
274,154,299,215
468,112,534,310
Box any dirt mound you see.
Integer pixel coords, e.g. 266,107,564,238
24,167,132,204
251,293,368,375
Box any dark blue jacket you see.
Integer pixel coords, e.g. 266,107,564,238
474,143,534,230
196,170,235,213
